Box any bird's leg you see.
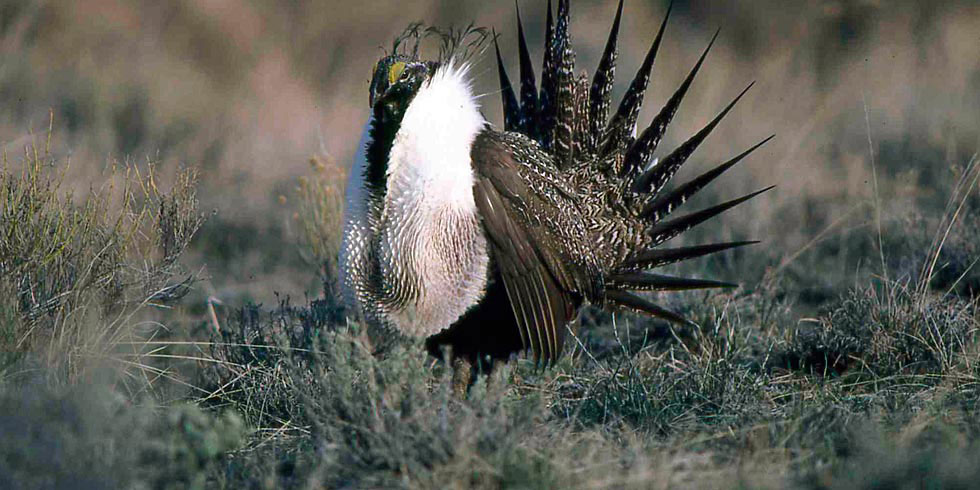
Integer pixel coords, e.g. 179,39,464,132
451,356,474,398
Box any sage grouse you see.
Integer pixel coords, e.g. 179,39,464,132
339,0,771,374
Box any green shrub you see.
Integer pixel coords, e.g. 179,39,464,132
0,378,246,490
294,154,346,295
0,121,205,382
783,282,976,378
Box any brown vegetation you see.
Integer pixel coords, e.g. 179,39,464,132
1,1,979,488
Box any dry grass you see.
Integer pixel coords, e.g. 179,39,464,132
0,117,204,384
294,153,347,290
1,0,980,488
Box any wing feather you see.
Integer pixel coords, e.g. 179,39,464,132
471,130,590,364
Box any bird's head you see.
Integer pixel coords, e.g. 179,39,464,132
369,55,439,123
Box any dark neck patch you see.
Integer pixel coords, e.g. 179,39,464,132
363,81,423,200
364,106,399,199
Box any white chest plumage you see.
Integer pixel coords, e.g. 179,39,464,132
339,64,490,338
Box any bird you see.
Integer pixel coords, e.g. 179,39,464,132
338,0,772,383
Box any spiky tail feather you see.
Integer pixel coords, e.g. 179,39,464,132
495,0,771,325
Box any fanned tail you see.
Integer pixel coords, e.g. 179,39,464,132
622,29,719,182
493,29,521,132
586,0,624,155
516,1,538,137
494,0,771,327
598,2,671,169
538,0,557,150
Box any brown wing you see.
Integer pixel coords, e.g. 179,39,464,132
470,130,595,365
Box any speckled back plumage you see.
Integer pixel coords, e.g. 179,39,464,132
492,0,773,333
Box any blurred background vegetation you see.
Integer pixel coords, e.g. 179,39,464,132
1,0,976,302
1,0,979,488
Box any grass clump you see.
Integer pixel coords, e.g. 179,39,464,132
785,283,977,378
199,297,341,429
0,378,247,490
203,312,715,489
806,416,980,489
0,120,205,381
0,122,247,489
294,154,346,292
199,299,560,488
